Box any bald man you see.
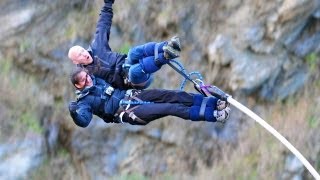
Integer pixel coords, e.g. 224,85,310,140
68,0,181,90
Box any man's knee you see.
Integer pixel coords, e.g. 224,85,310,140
139,57,161,74
131,76,153,89
127,46,144,64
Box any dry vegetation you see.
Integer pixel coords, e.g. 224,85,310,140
198,81,320,179
0,56,53,141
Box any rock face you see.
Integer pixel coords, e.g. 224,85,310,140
0,0,319,179
0,134,44,179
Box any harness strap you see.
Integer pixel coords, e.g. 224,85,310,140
154,43,162,67
131,96,143,102
118,105,146,124
116,90,146,124
127,105,146,124
199,97,209,119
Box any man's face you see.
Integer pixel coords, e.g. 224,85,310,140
68,46,93,65
75,71,93,89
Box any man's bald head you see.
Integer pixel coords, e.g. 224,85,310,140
68,45,93,65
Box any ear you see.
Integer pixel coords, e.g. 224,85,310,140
74,83,82,89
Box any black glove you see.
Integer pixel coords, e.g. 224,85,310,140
104,0,115,3
69,101,78,114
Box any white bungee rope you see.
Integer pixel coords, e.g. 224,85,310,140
227,97,320,180
168,59,319,179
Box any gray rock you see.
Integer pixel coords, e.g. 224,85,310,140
208,35,234,66
313,8,320,18
281,154,304,180
244,25,265,44
266,0,315,48
260,56,308,101
208,33,308,101
290,31,320,57
0,6,37,41
0,134,45,180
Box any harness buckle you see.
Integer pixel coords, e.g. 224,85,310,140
105,86,114,96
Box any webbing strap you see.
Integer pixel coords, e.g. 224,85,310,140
119,105,146,124
131,96,143,102
117,90,146,124
129,111,146,124
199,97,209,119
154,43,162,67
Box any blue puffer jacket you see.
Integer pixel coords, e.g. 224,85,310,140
82,1,128,89
71,76,126,127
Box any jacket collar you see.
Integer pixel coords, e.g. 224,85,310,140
75,75,97,100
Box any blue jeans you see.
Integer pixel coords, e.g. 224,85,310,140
127,41,168,89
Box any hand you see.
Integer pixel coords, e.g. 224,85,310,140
69,101,78,113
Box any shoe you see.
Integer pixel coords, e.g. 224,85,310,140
214,107,231,123
163,45,180,59
216,99,229,111
168,36,181,51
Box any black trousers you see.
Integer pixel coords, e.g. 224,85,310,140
121,89,195,125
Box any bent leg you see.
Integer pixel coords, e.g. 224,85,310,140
142,41,166,55
128,63,153,89
127,42,168,88
127,42,166,65
128,41,168,74
139,41,168,73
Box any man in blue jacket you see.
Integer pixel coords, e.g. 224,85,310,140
68,0,181,90
68,68,231,127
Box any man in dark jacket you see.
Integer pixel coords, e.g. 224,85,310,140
69,68,231,127
68,0,181,90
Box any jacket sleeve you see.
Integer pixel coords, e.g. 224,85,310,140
69,100,93,128
92,0,114,52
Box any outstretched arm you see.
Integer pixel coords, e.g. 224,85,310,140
92,0,115,52
69,101,93,128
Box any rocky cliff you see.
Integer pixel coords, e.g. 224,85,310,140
0,0,319,179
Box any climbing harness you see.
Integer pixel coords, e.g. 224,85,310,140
167,59,320,180
116,90,149,124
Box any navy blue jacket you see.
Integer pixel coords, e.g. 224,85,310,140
82,1,128,89
70,76,126,127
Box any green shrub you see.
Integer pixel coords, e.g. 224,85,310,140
20,111,43,133
307,115,318,128
112,173,148,180
0,58,12,75
118,43,131,54
305,53,319,72
19,39,31,53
